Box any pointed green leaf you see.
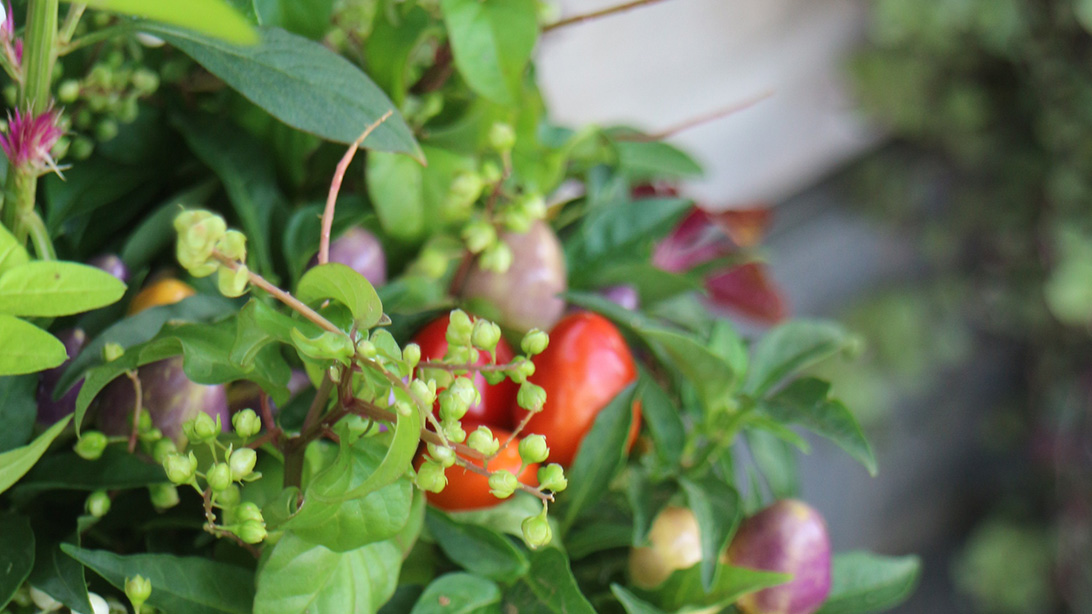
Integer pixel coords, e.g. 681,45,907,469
0,315,66,375
426,509,529,582
643,328,736,413
0,416,71,496
0,514,34,609
745,320,852,396
679,476,743,592
297,263,384,330
29,535,93,614
440,0,538,104
0,224,29,276
0,262,126,317
411,573,501,614
505,548,596,614
815,552,922,614
67,0,257,44
611,584,667,614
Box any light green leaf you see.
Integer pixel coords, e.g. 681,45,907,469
61,545,254,614
745,320,852,396
297,263,384,330
411,573,501,614
0,514,34,609
679,476,742,591
440,0,538,104
69,0,257,44
815,552,921,614
0,262,126,317
253,533,401,614
0,315,67,375
366,146,476,243
0,416,70,496
0,224,28,276
643,328,736,413
137,23,420,158
426,509,530,582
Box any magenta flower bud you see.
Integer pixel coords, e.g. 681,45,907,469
308,227,387,286
36,328,86,426
601,285,639,311
727,500,832,614
0,107,64,174
87,254,130,283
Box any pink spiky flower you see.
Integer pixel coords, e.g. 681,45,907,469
0,107,64,174
0,1,19,65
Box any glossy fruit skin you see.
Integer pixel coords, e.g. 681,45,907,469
629,505,703,588
87,254,130,283
307,227,387,287
461,220,567,333
36,328,86,426
601,285,639,311
417,425,538,511
128,278,195,315
412,314,517,429
521,311,641,466
727,500,832,614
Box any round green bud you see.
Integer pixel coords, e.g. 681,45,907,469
518,434,549,465
446,309,474,345
482,370,505,385
356,338,378,359
402,343,422,368
462,220,497,255
521,507,553,549
520,329,549,356
70,136,95,160
218,264,249,298
442,420,467,443
118,95,139,123
188,412,220,443
415,459,448,493
488,469,518,499
508,359,536,384
207,462,232,492
327,365,342,385
471,320,502,353
488,122,517,152
95,118,119,143
480,241,513,274
148,483,180,509
125,574,152,613
480,160,503,184
410,378,436,407
235,501,264,524
137,410,153,432
152,438,178,464
138,427,163,444
74,431,108,460
131,68,160,95
537,463,568,492
448,172,485,209
427,443,457,468
50,136,71,161
163,452,198,485
102,342,125,362
229,448,257,480
57,79,80,103
217,483,241,507
85,490,111,518
517,382,547,413
232,409,261,439
519,193,547,221
216,229,247,262
467,425,500,456
236,519,267,544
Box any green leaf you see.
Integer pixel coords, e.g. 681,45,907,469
648,563,789,612
253,532,401,614
283,435,414,552
138,23,420,158
233,298,323,368
308,407,421,504
366,5,436,106
0,224,28,276
0,375,37,452
253,0,337,39
448,494,543,540
0,262,126,317
505,548,595,614
297,263,384,330
679,476,742,592
610,584,667,614
0,416,70,495
814,552,922,614
763,378,877,475
566,197,692,281
744,320,852,396
411,573,501,614
0,514,33,609
367,147,476,243
562,382,638,531
69,0,257,43
15,448,165,493
637,374,685,468
745,429,799,500
29,535,93,614
612,138,704,180
0,315,66,375
440,0,538,105
643,328,737,414
425,509,529,582
62,545,254,614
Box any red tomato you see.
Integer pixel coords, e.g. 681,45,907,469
411,314,517,429
521,311,641,466
417,426,538,511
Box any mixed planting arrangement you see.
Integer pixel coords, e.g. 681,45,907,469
0,1,919,613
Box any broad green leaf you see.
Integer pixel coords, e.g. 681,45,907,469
612,139,704,180
234,298,323,368
763,378,876,475
637,374,685,468
62,546,254,614
0,375,37,452
566,520,632,561
30,535,92,614
0,224,28,275
647,563,789,612
367,5,436,106
43,155,159,235
120,183,220,272
297,263,384,330
69,0,256,43
643,328,736,414
679,476,742,591
367,147,477,243
440,0,538,105
15,448,165,493
0,262,125,317
505,548,595,614
744,320,852,396
814,552,921,614
426,509,530,582
708,320,749,382
138,23,420,158
745,429,799,500
566,197,692,280
449,494,543,539
562,382,638,531
411,573,501,614
253,533,401,614
611,584,667,614
253,0,337,39
0,416,70,495
625,468,674,548
0,315,67,375
0,514,33,609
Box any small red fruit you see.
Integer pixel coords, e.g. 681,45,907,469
417,426,538,511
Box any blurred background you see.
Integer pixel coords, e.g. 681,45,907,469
538,0,1092,612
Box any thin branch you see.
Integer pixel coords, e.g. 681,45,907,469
319,110,393,265
125,370,143,454
258,391,282,444
620,90,775,142
213,252,343,336
453,456,553,503
58,3,86,44
346,398,484,461
494,409,535,460
417,359,514,373
301,374,335,439
543,0,673,32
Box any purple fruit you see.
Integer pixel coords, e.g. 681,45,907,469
36,328,86,426
308,227,387,286
727,500,832,614
461,220,567,333
602,285,639,311
87,253,130,283
97,357,229,445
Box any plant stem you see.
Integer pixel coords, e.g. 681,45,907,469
21,209,55,259
59,22,133,55
619,90,775,142
542,0,673,32
58,3,85,44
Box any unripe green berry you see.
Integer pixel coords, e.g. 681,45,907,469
57,79,80,103
70,136,94,160
520,329,549,356
488,469,518,499
232,409,261,439
518,434,549,464
471,320,502,353
521,506,552,549
488,122,516,152
137,410,153,432
102,342,125,362
163,452,198,485
236,519,267,544
152,438,177,464
207,462,232,491
442,420,467,443
218,263,249,297
446,309,474,345
95,118,119,142
480,160,503,184
427,443,457,468
139,427,163,444
448,172,485,209
356,338,377,359
235,501,264,524
148,483,180,509
416,459,448,493
187,412,220,443
229,448,257,480
410,378,436,407
131,68,160,94
467,425,500,456
462,220,496,255
85,490,111,518
402,343,422,368
537,463,568,492
125,574,152,613
74,431,108,460
482,370,505,385
480,241,513,273
217,484,241,507
517,382,546,413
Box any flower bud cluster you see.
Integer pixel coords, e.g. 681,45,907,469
173,210,249,297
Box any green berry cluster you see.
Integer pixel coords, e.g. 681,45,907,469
174,210,250,297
